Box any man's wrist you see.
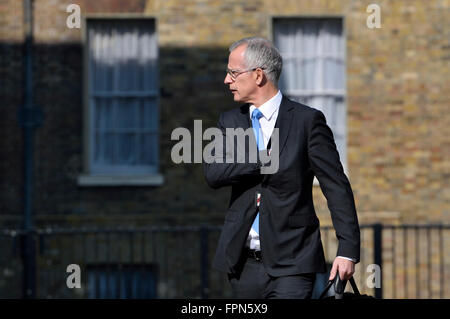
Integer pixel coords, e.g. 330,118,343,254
336,256,356,263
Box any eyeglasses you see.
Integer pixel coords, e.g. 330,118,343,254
226,67,265,81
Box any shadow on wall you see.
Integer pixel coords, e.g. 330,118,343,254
1,41,239,224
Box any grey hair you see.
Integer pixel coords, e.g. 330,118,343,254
229,36,283,86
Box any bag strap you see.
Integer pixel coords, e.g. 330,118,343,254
348,277,360,295
318,276,361,299
318,279,335,299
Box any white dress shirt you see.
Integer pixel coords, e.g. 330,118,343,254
246,90,282,250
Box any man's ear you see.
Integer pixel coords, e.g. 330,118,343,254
254,68,265,86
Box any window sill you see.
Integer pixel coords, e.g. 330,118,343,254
77,173,164,187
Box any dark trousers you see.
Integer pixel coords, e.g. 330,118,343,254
228,255,316,299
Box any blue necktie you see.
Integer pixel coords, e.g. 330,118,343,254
251,108,264,234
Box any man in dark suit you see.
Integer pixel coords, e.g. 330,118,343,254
203,37,360,299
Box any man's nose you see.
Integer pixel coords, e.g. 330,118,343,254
224,73,232,84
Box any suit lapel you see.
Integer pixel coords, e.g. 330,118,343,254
260,96,293,183
238,103,252,130
238,103,258,148
272,96,294,157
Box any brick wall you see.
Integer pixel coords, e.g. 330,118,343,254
2,0,448,228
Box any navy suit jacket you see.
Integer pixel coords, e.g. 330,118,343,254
203,96,360,277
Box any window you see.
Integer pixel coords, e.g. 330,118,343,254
86,264,158,299
80,19,163,185
274,18,347,169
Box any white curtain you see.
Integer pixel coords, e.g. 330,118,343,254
274,19,346,165
88,20,158,173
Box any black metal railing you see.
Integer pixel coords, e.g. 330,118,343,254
0,224,448,299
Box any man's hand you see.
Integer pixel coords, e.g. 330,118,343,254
329,257,355,281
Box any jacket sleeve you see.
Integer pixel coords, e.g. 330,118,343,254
203,113,262,189
307,110,361,262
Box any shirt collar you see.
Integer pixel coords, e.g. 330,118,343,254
249,90,282,121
